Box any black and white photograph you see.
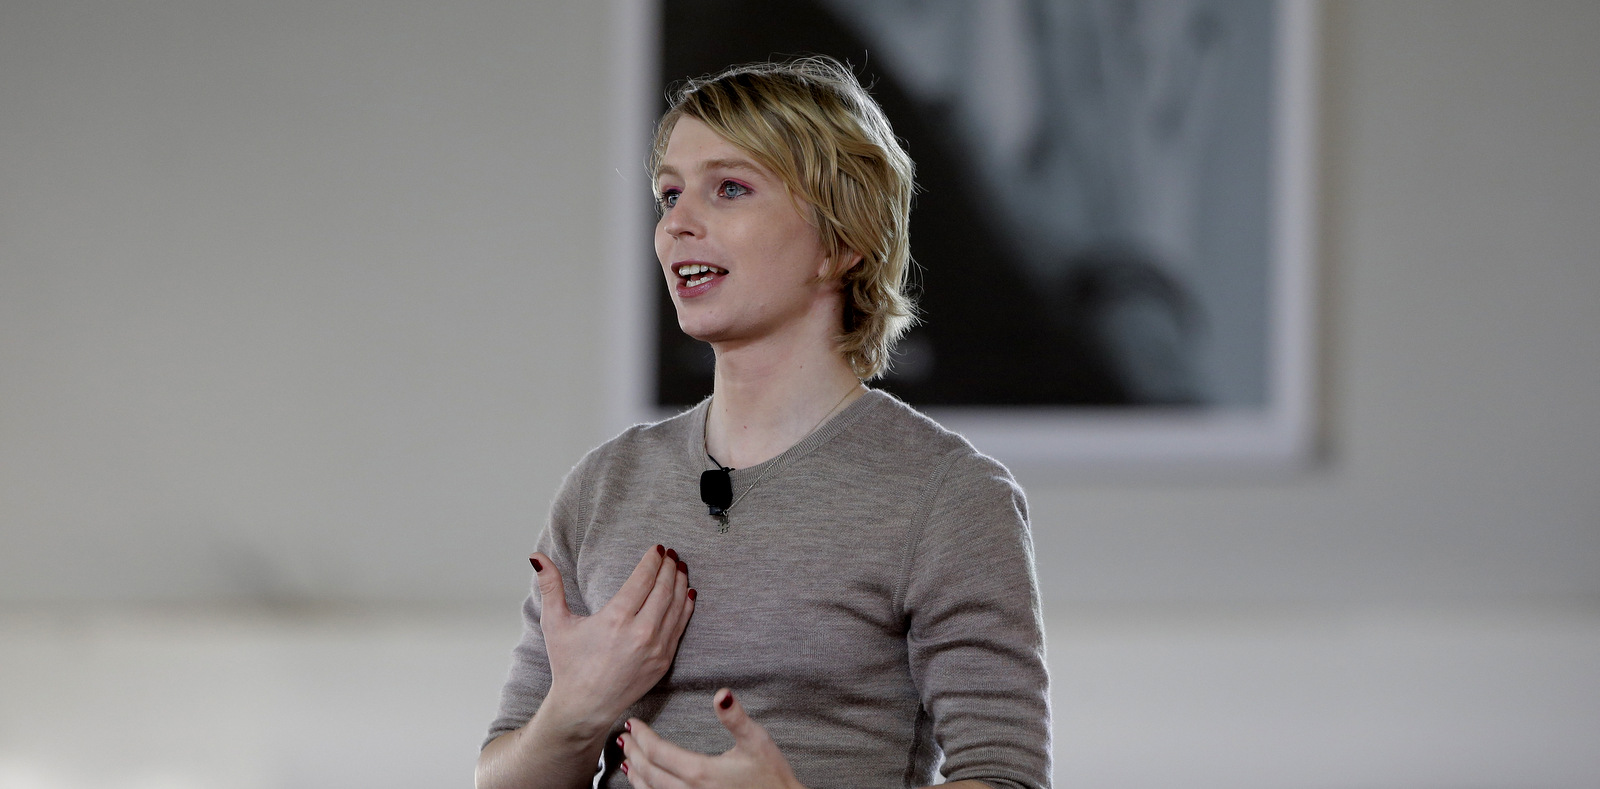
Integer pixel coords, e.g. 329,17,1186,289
629,0,1318,468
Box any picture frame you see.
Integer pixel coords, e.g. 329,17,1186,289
604,0,1319,475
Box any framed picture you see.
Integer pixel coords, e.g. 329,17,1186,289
605,0,1318,474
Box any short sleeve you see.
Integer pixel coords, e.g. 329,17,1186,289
481,451,597,749
902,450,1052,789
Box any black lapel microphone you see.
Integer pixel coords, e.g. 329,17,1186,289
700,466,733,517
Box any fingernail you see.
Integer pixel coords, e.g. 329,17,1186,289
688,588,697,600
676,559,687,573
616,735,624,748
621,761,629,775
529,557,543,572
720,692,734,710
666,548,678,561
655,544,665,556
624,720,632,732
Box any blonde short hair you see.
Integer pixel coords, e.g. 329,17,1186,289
650,56,917,381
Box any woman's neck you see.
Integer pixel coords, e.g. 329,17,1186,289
705,334,863,469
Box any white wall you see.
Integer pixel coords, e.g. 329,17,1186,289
0,0,613,604
2,0,1597,610
1031,0,1600,608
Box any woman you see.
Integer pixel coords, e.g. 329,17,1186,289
477,57,1050,789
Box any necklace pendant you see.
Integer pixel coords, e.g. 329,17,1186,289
717,515,730,534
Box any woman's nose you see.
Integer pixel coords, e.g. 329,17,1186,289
660,195,703,238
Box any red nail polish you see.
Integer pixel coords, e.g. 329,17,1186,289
666,548,678,561
676,559,687,573
624,720,632,732
529,558,542,572
720,693,734,710
621,761,629,775
655,545,665,556
688,588,697,600
616,735,624,748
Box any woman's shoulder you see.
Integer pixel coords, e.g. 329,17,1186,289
561,402,704,488
845,389,1018,485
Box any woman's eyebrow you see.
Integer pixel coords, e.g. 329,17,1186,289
698,158,764,175
656,158,765,180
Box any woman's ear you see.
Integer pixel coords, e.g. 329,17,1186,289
821,250,864,280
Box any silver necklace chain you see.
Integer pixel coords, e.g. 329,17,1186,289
705,382,860,531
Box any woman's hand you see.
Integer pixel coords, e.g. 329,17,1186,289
530,544,696,735
617,689,807,789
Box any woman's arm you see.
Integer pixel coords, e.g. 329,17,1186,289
476,694,613,789
477,545,696,789
901,452,1052,789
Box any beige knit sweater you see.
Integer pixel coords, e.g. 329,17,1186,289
486,390,1050,789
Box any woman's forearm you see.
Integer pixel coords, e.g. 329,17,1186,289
475,693,613,789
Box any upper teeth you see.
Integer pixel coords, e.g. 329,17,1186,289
679,264,723,276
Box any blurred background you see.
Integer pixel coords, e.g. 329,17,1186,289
2,1,1597,787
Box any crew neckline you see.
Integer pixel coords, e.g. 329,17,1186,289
690,388,884,482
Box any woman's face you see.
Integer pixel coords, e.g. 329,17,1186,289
654,117,846,349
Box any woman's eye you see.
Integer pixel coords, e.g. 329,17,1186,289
718,181,750,199
657,189,680,209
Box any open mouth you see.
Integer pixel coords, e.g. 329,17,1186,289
675,263,727,288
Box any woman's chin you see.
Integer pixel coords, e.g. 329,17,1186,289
674,317,731,345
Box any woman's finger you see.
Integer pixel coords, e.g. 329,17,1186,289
675,591,696,644
636,547,687,623
656,553,694,636
632,759,692,789
625,717,712,787
712,689,768,749
528,552,570,628
620,725,670,789
621,757,655,789
608,544,669,616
